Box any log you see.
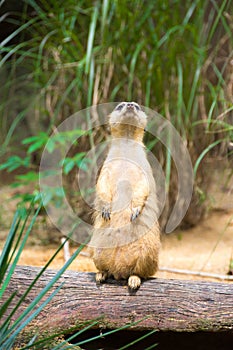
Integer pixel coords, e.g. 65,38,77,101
2,266,233,342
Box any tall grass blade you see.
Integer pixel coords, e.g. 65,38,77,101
0,205,41,298
2,283,64,349
208,0,228,41
128,40,144,100
0,17,38,49
194,139,223,177
101,0,109,38
85,4,99,74
6,240,85,333
75,317,149,346
119,329,158,350
0,213,20,286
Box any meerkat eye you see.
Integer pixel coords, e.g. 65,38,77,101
115,103,125,111
134,103,141,111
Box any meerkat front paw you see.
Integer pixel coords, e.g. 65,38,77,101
102,205,111,220
130,206,141,221
128,275,141,289
96,271,108,284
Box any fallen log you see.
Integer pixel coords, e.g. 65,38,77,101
2,265,233,343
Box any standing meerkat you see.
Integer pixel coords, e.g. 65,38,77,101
89,102,160,289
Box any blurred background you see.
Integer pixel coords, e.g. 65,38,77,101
0,0,232,278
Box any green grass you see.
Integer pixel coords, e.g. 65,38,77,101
0,202,86,348
1,0,232,130
0,0,233,221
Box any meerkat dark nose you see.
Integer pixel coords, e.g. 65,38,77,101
126,103,134,109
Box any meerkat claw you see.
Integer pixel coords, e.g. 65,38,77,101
131,207,141,221
96,271,108,284
128,275,141,289
102,206,111,220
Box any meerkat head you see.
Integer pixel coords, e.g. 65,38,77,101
109,102,147,128
109,102,147,141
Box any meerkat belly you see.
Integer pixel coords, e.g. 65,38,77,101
93,227,160,280
92,156,160,279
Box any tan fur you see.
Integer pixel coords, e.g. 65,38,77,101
89,102,160,289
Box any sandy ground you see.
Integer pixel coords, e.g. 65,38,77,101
0,165,232,283
8,209,231,282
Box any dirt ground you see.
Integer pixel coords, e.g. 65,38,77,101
11,209,233,282
0,165,232,283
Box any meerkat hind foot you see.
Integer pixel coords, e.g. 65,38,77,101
128,275,141,289
96,271,108,284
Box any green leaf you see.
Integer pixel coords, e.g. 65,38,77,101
22,132,48,145
63,159,75,174
76,158,89,172
46,138,56,153
0,156,30,172
15,171,39,184
22,132,49,154
27,140,45,153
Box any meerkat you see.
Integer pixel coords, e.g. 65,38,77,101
89,102,160,289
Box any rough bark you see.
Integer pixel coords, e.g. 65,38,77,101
2,266,233,342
